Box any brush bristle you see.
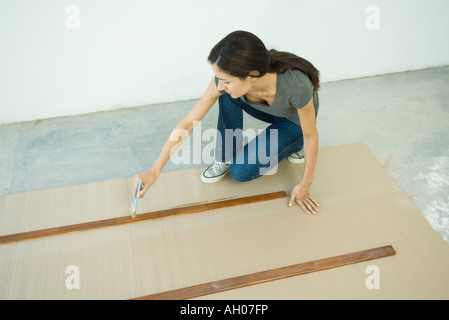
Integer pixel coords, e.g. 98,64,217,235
131,203,136,220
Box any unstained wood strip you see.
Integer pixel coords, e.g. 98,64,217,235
132,245,396,300
0,191,287,245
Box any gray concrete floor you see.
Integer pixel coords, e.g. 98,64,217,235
1,66,448,244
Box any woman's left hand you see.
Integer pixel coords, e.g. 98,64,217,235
288,183,319,214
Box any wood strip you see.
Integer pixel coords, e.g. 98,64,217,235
132,245,396,300
0,191,287,245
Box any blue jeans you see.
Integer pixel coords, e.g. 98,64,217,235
215,94,304,182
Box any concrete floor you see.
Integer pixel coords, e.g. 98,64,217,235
1,66,448,244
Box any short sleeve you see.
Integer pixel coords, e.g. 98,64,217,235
290,86,313,110
288,70,314,109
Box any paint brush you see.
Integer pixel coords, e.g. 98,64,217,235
131,179,142,220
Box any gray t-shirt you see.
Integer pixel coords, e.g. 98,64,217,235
215,69,319,126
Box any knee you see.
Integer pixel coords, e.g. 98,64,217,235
218,94,233,108
229,163,259,182
219,94,245,110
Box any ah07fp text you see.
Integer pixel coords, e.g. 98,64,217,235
222,304,268,315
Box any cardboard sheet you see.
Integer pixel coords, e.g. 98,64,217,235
1,143,449,299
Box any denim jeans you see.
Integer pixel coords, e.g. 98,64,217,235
215,94,304,182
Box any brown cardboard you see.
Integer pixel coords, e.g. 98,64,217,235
1,143,449,299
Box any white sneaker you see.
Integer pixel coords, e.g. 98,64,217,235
288,149,304,164
200,161,231,183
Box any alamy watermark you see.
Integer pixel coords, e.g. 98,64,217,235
65,5,80,30
169,121,279,176
65,265,80,290
365,5,380,30
365,265,380,289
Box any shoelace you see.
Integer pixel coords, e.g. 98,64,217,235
292,151,304,158
209,162,229,174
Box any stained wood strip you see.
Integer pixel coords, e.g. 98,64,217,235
0,191,287,245
132,245,396,300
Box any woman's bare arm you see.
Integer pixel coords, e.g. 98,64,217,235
133,78,221,198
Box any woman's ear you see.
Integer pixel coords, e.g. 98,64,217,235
248,70,261,79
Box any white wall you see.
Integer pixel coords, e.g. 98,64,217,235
0,0,448,124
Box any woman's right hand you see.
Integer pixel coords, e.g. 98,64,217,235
133,169,160,199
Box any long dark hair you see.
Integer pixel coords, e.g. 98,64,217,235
208,30,320,91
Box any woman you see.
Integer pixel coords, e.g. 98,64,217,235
134,31,320,214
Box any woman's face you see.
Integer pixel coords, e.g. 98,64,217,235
211,63,253,99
